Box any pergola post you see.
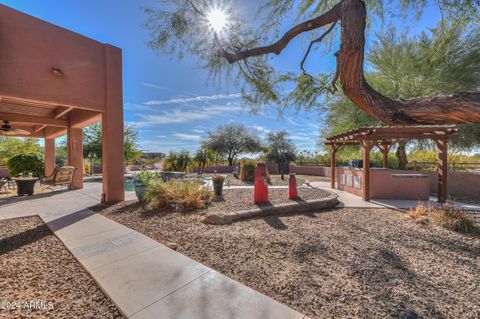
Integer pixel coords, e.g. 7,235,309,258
361,140,372,201
67,127,83,189
44,138,55,177
101,44,124,202
330,144,338,188
435,139,448,203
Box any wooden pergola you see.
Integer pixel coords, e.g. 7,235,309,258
325,125,458,203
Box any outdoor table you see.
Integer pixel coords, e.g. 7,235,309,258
14,177,39,196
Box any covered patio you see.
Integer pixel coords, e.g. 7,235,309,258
325,125,458,203
0,4,124,202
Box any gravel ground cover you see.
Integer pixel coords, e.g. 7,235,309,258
0,217,123,319
96,200,480,319
186,173,330,186
206,188,330,213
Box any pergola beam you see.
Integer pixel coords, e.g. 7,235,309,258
34,124,47,133
54,106,73,119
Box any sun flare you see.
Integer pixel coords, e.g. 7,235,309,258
207,9,228,32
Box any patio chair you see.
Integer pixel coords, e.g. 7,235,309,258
41,166,76,190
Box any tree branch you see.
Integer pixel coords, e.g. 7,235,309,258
331,50,341,93
216,2,343,64
300,21,337,75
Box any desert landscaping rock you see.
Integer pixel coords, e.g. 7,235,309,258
202,194,338,224
0,217,123,319
97,203,480,319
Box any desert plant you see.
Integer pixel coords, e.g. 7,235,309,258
404,202,429,225
145,179,212,212
163,150,192,172
7,153,44,177
134,170,161,186
240,160,256,182
405,201,475,233
430,202,475,232
212,174,225,196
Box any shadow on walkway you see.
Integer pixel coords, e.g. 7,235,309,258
0,189,71,207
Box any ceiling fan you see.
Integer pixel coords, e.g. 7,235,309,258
1,120,31,136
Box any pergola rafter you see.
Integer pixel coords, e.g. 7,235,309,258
325,125,459,203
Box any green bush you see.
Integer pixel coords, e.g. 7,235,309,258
7,153,44,177
145,179,212,212
240,160,256,182
134,170,161,186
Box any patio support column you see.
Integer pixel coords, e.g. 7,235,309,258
435,139,448,203
44,138,55,177
330,144,339,188
102,44,124,203
67,127,83,189
361,140,372,201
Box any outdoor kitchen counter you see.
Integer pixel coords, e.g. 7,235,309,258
335,167,431,200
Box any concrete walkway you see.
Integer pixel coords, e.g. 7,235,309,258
310,181,480,211
0,182,307,319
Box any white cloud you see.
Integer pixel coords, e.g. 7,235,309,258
142,82,168,90
251,125,271,134
144,93,242,105
135,104,243,126
190,129,206,133
174,133,203,141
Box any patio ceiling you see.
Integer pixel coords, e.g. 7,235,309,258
0,96,100,139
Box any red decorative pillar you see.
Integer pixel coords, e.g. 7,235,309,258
253,163,269,203
288,173,298,199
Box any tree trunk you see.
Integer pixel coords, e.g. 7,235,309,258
395,141,408,170
337,0,480,124
217,0,480,125
228,157,233,166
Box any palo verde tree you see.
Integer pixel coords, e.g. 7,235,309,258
324,21,480,168
203,123,262,166
145,0,480,125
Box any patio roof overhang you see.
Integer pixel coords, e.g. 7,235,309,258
0,4,124,202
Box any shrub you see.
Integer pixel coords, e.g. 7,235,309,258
163,150,192,172
405,201,475,233
83,162,91,175
430,202,475,232
134,170,161,186
145,179,212,212
7,153,44,177
240,160,256,182
212,174,225,184
404,202,429,225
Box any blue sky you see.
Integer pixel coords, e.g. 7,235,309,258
2,0,441,154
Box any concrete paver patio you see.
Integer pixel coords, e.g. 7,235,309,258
0,182,306,319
